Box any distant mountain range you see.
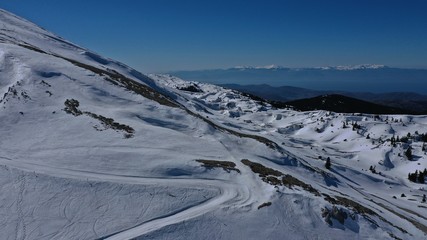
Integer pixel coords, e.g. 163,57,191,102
232,64,387,71
169,66,427,94
221,84,427,114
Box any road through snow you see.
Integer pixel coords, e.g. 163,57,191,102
103,183,246,240
0,157,251,240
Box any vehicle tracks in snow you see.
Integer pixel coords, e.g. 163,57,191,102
14,173,26,240
0,157,251,240
102,183,243,240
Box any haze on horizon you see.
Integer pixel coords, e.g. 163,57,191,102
1,0,426,73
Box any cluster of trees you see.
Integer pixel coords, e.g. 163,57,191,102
351,122,361,131
342,121,362,129
408,169,427,183
390,132,427,145
386,130,427,160
390,135,409,145
385,116,402,122
368,165,383,175
418,133,427,142
342,121,348,129
388,134,416,160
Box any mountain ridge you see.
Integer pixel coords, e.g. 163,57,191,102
282,94,414,114
229,64,389,71
221,83,427,113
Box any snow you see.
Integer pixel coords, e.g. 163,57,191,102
150,74,427,239
232,64,386,71
0,8,426,240
233,64,282,70
318,64,387,70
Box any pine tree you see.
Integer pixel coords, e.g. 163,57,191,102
405,147,412,160
419,171,425,184
325,157,331,169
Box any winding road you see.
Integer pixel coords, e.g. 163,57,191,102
0,156,251,240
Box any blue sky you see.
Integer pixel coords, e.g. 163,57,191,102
1,0,426,72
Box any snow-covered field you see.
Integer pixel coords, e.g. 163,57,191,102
0,8,426,240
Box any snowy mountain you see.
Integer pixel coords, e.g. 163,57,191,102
317,64,387,70
0,8,426,240
232,64,284,70
232,64,386,71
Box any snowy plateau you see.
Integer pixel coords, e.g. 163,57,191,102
0,8,426,240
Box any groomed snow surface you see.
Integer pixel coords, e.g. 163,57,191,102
0,8,426,240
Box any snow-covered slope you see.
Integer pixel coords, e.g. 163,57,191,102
0,8,426,240
149,74,427,239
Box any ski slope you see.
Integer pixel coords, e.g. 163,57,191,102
0,8,426,240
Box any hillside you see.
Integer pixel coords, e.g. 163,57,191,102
0,9,426,240
221,83,427,113
283,94,414,114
